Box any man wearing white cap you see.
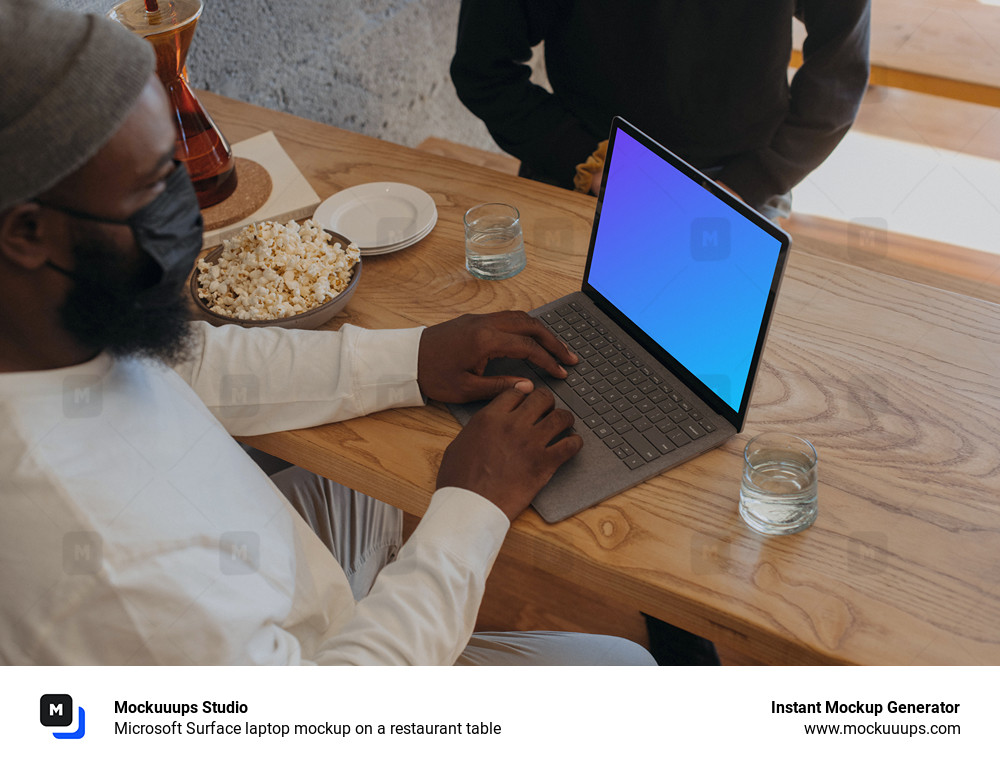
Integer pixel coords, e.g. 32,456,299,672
0,0,653,666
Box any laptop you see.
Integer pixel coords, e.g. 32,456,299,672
448,117,791,523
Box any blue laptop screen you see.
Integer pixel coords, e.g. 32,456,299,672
585,127,784,413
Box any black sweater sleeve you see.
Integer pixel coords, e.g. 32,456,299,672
450,0,601,188
716,0,871,207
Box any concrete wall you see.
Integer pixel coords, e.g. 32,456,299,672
54,0,507,152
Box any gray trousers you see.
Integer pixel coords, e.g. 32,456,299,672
270,466,655,666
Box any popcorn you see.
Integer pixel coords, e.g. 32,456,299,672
197,219,359,321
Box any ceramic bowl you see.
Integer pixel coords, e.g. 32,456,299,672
189,229,361,330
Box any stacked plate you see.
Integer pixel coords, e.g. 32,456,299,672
312,182,437,256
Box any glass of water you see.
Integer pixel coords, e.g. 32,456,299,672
464,202,526,280
738,433,818,535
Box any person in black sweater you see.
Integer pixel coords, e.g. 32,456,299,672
451,0,871,218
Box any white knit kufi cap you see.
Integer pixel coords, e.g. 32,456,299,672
0,0,156,210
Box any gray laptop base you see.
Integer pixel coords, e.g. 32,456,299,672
447,291,736,523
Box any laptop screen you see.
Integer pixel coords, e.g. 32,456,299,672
583,120,788,425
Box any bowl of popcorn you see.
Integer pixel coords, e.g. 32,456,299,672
190,219,362,330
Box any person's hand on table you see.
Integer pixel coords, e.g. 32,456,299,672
417,311,578,404
436,387,583,521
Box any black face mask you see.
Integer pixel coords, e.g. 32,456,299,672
35,163,203,364
39,162,204,305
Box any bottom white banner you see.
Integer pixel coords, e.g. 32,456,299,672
4,665,992,764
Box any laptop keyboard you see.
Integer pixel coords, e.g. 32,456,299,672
538,300,716,470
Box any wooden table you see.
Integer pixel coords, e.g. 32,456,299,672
201,92,1000,665
792,0,1000,107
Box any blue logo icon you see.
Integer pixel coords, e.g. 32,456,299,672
40,694,86,739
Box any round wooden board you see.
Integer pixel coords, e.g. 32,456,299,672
201,157,272,231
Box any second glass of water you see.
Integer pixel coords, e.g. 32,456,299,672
464,202,526,280
738,433,818,535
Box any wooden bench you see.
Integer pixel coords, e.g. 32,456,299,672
792,0,1000,107
416,137,520,176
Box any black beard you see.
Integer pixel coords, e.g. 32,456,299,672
58,236,194,366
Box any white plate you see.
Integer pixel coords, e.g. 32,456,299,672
360,208,435,252
359,207,438,256
313,182,437,250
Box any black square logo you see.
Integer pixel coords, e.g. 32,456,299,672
40,694,73,727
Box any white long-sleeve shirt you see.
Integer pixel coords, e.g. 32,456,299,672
0,321,509,665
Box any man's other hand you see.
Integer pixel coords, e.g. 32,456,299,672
418,311,578,403
436,387,583,521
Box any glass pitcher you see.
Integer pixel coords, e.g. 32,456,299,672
109,0,237,208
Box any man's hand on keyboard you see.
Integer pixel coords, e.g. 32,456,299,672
418,311,578,403
436,386,583,521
